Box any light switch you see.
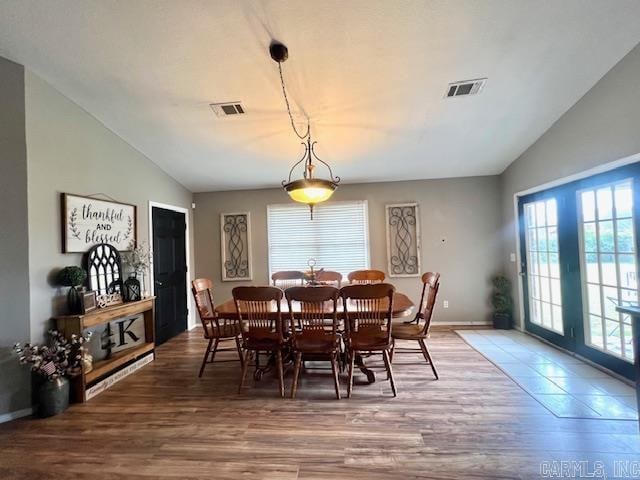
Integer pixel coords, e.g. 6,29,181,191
510,253,516,262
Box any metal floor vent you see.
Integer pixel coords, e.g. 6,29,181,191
210,102,245,117
445,78,487,98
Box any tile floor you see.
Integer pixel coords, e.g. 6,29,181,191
456,329,638,421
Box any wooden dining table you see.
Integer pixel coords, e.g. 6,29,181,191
215,290,415,383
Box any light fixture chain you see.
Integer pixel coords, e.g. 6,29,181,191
278,61,310,140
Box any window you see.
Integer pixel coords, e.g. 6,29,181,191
267,201,369,277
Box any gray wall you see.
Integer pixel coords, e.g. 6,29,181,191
194,176,501,324
501,43,640,326
0,57,31,416
25,70,195,342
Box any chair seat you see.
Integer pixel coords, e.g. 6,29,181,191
204,321,242,339
391,323,427,340
292,331,339,353
244,327,285,351
349,326,391,350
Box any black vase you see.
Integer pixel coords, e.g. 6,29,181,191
123,274,141,302
37,377,70,418
67,286,83,314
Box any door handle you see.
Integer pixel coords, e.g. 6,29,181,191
155,281,163,286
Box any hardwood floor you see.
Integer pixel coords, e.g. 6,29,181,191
0,328,638,479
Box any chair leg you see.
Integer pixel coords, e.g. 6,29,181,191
382,349,397,397
330,353,341,400
199,338,213,377
347,350,355,398
419,339,439,380
238,349,251,393
291,352,303,399
276,349,285,398
209,338,220,364
235,336,244,367
390,339,395,363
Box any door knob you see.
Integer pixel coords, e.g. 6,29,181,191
155,280,163,286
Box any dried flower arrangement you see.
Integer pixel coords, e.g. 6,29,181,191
122,241,152,274
14,330,92,381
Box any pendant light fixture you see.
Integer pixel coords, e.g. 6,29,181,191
270,41,340,219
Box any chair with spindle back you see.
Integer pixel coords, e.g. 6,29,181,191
233,286,286,397
315,270,343,287
347,269,386,284
191,278,244,377
391,272,441,379
272,270,305,289
341,283,397,397
285,286,341,399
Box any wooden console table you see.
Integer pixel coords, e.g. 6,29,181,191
615,305,640,429
55,297,155,402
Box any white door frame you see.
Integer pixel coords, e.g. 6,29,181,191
148,201,195,330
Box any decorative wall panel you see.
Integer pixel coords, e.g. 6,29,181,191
220,212,252,281
386,203,421,277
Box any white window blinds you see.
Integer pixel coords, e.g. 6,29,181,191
267,201,370,277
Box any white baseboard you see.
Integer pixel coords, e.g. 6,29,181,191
433,321,492,326
0,407,32,424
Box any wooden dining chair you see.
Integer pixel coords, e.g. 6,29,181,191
347,269,385,284
233,286,286,397
315,270,342,287
272,270,305,289
191,279,244,377
285,286,341,399
341,283,397,397
390,272,440,379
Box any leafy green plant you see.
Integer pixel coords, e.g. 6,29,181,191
56,266,87,287
491,275,513,315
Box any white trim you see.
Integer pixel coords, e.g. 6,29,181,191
220,212,253,281
0,407,32,424
511,153,640,330
148,201,194,329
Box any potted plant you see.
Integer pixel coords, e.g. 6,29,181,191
56,266,87,314
491,275,513,329
14,330,91,418
122,241,152,300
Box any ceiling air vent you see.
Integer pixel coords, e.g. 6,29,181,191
210,102,246,117
445,78,487,98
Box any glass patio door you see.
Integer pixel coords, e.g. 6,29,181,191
518,161,640,380
578,180,637,363
522,198,564,334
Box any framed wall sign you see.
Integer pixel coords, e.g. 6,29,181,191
220,212,253,281
385,203,421,278
62,193,136,253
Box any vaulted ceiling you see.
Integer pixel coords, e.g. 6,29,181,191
1,0,640,191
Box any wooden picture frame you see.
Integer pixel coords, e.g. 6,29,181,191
81,291,97,314
61,193,137,253
220,212,253,281
385,203,421,278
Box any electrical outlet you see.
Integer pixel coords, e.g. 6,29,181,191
443,300,449,309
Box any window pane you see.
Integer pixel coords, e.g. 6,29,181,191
605,319,622,355
581,191,596,222
598,221,614,253
615,183,632,218
546,199,558,226
585,253,599,283
619,254,637,290
621,288,638,306
602,286,619,319
526,204,536,227
597,187,613,220
582,222,597,252
536,202,546,226
551,278,562,305
600,254,617,286
540,277,551,302
537,228,548,251
616,218,634,253
586,283,601,316
589,315,604,348
623,324,634,359
539,251,549,277
547,226,558,251
549,253,560,278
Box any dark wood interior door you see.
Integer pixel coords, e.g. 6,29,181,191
152,207,188,345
